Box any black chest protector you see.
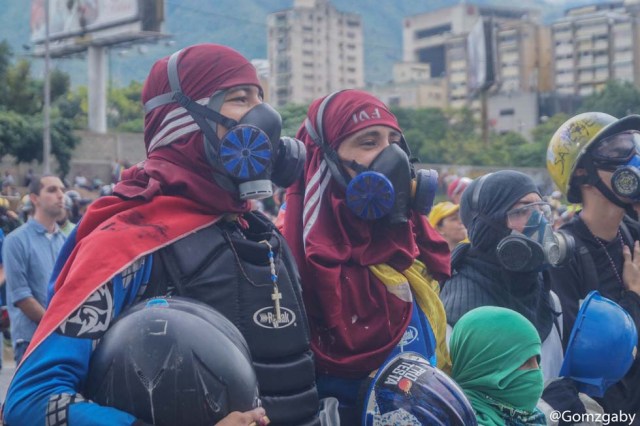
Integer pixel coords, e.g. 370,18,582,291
143,212,320,426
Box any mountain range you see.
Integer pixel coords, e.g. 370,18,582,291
0,0,598,87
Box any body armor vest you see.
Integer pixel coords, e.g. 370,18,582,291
145,212,321,426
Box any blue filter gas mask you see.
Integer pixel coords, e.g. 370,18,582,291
143,49,306,200
342,143,438,223
587,131,640,202
496,202,574,272
304,91,438,224
612,157,640,201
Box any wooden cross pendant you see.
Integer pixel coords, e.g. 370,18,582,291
272,286,283,323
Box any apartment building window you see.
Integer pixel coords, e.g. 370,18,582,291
415,24,452,40
276,75,289,86
303,62,314,68
500,108,515,117
346,19,360,28
302,25,313,32
302,49,313,56
277,60,290,73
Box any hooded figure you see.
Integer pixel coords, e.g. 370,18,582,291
4,44,326,426
283,89,451,422
439,170,564,381
450,306,546,426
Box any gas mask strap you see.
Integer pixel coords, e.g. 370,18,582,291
583,155,631,209
143,49,184,113
471,173,492,212
304,90,353,188
142,49,239,130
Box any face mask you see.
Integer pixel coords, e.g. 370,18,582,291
344,143,438,224
589,131,640,202
202,102,306,199
143,49,306,200
611,155,640,201
501,368,544,413
496,203,574,272
303,90,438,224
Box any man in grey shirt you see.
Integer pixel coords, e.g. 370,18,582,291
3,175,66,363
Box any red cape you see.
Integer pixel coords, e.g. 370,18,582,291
21,195,221,364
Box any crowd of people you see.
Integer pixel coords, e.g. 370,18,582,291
0,43,637,426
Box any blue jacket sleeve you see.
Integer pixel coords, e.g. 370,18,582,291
3,333,138,425
3,255,153,425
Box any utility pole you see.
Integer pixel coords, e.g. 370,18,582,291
481,89,488,146
43,0,51,174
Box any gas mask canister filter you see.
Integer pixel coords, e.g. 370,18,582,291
589,131,640,202
345,144,438,223
496,202,574,272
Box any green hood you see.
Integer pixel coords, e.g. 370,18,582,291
450,306,544,426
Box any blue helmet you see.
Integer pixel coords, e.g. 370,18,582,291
362,352,477,426
560,291,638,397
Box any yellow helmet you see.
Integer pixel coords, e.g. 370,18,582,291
547,112,640,203
0,198,8,209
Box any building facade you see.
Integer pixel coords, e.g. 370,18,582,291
551,1,640,97
403,4,543,109
368,62,449,109
267,0,364,107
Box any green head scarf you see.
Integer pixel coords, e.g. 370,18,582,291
450,306,544,426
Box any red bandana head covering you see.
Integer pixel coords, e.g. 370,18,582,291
283,89,450,378
20,44,264,365
114,43,262,215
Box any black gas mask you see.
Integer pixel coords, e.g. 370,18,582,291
497,202,574,272
304,91,437,224
342,144,437,223
586,131,640,203
470,174,574,272
143,49,305,200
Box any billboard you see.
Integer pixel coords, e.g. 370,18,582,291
30,0,164,56
467,17,497,94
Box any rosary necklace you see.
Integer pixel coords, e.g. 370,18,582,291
586,227,625,286
223,227,284,325
261,239,283,323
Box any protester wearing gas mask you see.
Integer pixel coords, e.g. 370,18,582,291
4,44,336,426
440,170,570,382
545,113,640,420
282,89,451,424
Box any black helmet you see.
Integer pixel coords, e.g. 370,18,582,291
85,297,260,426
362,352,478,426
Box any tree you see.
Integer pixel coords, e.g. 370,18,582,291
279,103,309,137
108,81,144,132
579,80,640,118
0,39,78,177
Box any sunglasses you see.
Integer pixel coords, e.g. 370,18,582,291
590,131,640,170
